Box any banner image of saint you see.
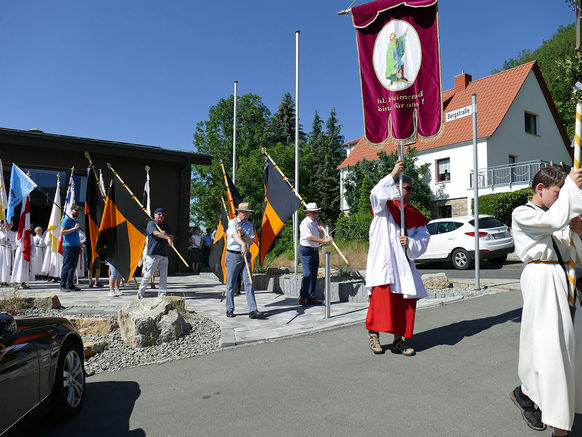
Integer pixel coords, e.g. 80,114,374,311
352,0,442,145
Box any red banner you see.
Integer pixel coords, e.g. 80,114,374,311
352,0,443,145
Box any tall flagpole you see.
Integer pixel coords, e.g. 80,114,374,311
294,30,300,275
232,80,238,184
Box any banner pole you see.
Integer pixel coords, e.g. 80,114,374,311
105,163,188,267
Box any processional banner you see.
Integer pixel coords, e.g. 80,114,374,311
352,0,443,145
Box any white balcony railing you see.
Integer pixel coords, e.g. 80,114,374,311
469,160,551,189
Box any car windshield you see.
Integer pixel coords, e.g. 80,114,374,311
468,217,505,228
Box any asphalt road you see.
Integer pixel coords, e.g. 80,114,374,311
29,288,582,437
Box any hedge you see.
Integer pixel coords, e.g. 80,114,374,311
472,188,531,225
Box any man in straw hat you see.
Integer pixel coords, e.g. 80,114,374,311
225,202,264,319
365,160,430,357
298,202,333,306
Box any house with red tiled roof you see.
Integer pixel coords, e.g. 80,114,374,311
339,61,572,217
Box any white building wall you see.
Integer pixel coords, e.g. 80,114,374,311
416,140,488,202
486,71,571,166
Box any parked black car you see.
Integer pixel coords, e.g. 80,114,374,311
0,312,85,435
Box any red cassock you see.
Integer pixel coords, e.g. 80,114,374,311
366,200,428,338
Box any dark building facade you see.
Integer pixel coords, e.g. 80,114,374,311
0,127,212,274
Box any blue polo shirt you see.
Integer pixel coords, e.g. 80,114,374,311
147,221,171,257
61,216,80,247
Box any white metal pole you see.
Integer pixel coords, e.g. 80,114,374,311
294,30,300,275
232,80,238,183
472,94,480,290
398,141,405,234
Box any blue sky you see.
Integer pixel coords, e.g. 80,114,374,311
0,1,576,153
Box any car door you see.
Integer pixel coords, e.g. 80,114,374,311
428,221,460,260
0,323,40,434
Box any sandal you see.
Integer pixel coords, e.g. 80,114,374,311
392,339,415,356
368,333,384,354
510,386,546,431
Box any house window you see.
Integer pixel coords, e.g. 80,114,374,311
436,158,450,182
525,112,538,135
438,205,452,218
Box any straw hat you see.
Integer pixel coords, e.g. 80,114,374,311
304,202,321,212
237,202,253,212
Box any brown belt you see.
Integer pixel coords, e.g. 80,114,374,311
528,260,559,264
301,245,318,251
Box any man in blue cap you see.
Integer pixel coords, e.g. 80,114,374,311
138,207,174,299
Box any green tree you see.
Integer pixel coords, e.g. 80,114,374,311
344,148,432,219
191,93,271,227
494,23,582,138
269,92,305,146
307,108,346,224
357,175,372,214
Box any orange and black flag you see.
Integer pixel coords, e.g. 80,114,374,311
85,168,105,269
260,158,301,264
209,198,228,283
96,176,150,281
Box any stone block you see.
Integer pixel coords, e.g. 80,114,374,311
421,273,452,289
84,340,108,358
68,317,118,336
160,296,186,316
118,298,187,348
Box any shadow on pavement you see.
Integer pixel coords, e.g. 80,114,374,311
413,308,522,352
31,381,144,436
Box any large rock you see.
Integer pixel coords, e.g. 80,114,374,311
0,294,61,311
68,317,118,336
422,273,452,289
118,298,187,348
160,296,186,316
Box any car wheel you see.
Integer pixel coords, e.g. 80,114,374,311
452,248,471,270
489,254,508,266
52,342,85,418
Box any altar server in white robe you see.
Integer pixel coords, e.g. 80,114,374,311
31,227,46,277
0,221,13,285
511,165,582,435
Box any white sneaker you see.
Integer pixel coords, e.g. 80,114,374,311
107,290,116,297
114,288,122,296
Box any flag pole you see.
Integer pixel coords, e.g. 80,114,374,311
84,152,106,201
219,160,253,284
262,150,350,265
294,30,300,276
105,163,189,268
232,80,238,184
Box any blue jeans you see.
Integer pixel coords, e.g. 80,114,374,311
225,251,257,313
60,245,80,289
299,246,319,300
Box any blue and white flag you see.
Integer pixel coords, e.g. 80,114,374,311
6,164,37,224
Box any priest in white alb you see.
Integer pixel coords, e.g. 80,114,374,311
365,160,430,357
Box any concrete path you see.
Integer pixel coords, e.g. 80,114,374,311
9,274,522,348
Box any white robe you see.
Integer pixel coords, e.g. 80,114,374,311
31,235,45,276
0,230,12,283
11,234,33,283
512,176,582,430
365,174,430,298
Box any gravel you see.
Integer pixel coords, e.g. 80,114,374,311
16,309,221,376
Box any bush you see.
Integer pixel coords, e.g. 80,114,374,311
472,188,531,225
335,211,373,241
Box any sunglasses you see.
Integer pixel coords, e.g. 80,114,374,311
402,186,414,192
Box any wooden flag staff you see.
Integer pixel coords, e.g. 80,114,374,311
219,160,252,284
262,149,350,265
84,152,106,201
106,163,189,268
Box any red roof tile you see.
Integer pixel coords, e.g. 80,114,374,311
339,61,570,169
